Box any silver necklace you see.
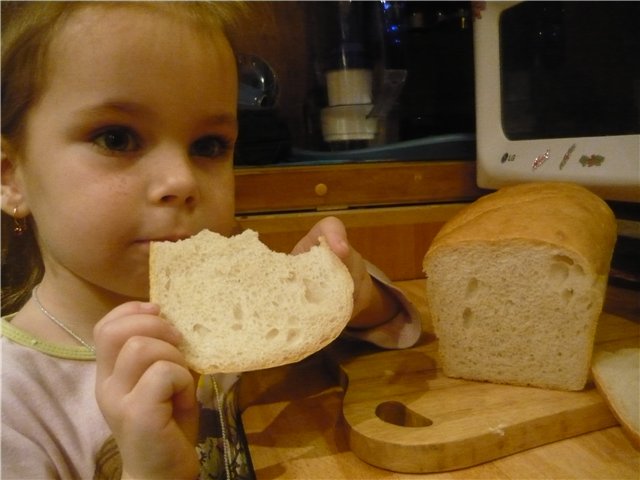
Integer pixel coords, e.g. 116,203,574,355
32,286,96,354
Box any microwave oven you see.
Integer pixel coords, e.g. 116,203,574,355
473,1,639,202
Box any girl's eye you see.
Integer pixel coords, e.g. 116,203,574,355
92,127,139,153
190,135,229,159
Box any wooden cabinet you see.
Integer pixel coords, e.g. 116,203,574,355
235,159,485,281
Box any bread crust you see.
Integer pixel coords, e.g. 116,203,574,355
425,182,617,276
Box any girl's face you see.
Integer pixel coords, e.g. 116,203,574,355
10,6,238,300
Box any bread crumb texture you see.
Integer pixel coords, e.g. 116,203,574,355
592,348,640,447
423,182,617,391
150,229,354,373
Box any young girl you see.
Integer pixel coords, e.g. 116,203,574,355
1,2,421,479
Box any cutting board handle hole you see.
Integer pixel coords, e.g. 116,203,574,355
375,401,433,428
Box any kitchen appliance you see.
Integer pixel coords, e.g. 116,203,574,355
317,1,379,149
473,1,640,202
293,1,476,161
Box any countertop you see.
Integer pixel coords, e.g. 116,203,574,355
239,280,640,479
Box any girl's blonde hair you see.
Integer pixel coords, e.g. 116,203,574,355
1,1,248,313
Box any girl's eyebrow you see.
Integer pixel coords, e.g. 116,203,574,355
72,101,154,121
204,113,237,125
73,101,237,126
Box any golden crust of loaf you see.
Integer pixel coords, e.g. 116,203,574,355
426,182,617,275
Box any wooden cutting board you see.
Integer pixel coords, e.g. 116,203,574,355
324,311,639,473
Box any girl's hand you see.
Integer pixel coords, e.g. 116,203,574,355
94,302,199,480
291,216,399,329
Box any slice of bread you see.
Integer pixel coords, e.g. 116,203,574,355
592,347,640,449
423,182,617,391
150,229,354,374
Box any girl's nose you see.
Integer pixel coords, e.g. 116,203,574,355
148,149,199,207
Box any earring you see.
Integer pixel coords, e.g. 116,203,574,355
12,207,27,236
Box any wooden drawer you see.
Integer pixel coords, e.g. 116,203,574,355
234,160,483,214
236,203,468,281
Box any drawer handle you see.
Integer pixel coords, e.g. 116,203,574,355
314,183,328,197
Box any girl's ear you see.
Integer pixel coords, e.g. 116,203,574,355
1,137,30,217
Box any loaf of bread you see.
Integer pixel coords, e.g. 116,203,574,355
592,347,639,449
423,182,617,390
150,229,354,374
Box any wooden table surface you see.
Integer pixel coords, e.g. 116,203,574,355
239,281,640,479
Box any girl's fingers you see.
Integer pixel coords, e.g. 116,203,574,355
104,335,189,400
291,216,350,258
118,359,197,430
94,302,181,382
